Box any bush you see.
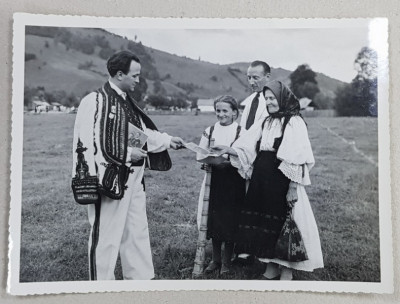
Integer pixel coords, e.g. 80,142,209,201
334,78,377,117
313,92,335,110
175,82,200,94
72,37,95,55
98,47,115,60
78,60,95,70
26,26,60,38
94,35,110,49
147,94,171,109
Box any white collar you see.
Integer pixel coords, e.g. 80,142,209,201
108,79,127,100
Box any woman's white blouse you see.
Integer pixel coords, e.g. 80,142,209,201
230,116,315,184
196,121,242,160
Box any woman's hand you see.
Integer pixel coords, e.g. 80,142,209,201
210,145,238,157
286,182,298,208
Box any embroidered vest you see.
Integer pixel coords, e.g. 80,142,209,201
95,82,172,200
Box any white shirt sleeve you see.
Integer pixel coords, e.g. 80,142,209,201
72,92,100,178
230,119,264,179
145,128,172,153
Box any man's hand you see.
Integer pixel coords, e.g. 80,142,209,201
286,182,298,208
170,137,185,150
130,147,147,163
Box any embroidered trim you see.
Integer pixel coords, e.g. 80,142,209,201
71,138,100,204
240,210,285,221
278,161,303,183
238,225,279,235
98,83,128,166
89,202,101,280
93,93,99,156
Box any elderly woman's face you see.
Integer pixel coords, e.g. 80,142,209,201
264,89,279,113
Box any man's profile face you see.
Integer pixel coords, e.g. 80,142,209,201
118,61,141,93
247,65,270,93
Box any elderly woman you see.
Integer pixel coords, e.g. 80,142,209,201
211,81,323,280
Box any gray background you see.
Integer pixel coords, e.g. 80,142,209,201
1,0,399,303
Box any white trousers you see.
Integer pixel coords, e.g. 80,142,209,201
87,165,154,280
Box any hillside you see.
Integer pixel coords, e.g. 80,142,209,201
24,26,346,105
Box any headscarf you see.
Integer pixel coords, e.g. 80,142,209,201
262,80,300,119
262,81,304,149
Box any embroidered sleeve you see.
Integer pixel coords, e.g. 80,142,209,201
71,92,101,204
278,161,311,185
278,161,303,183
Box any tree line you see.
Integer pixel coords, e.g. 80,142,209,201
289,46,377,117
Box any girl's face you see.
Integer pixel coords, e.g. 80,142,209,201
215,102,236,126
264,89,279,113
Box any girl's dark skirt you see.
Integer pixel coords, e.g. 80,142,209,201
207,163,246,242
234,151,290,258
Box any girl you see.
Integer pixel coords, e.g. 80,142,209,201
196,95,246,275
211,81,324,280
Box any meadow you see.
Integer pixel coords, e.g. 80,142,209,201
19,113,379,282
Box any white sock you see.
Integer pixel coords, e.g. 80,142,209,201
280,267,293,280
263,263,280,279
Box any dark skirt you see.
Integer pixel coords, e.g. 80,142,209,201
207,163,246,242
234,151,290,258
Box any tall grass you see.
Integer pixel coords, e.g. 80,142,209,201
19,114,379,282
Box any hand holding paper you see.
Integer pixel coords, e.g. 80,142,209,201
210,145,238,157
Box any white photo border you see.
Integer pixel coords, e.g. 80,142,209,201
8,13,392,295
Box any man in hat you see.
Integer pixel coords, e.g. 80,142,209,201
72,51,184,280
240,60,271,129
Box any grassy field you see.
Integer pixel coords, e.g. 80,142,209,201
19,113,379,282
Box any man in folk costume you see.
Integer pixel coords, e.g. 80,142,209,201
240,61,271,130
72,51,184,280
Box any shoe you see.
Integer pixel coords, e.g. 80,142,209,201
259,274,280,280
204,261,221,273
231,255,255,266
220,263,231,275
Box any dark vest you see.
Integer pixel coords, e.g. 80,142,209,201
96,82,172,199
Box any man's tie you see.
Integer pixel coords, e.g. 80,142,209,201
245,92,260,130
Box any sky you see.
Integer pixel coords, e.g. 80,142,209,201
107,24,371,83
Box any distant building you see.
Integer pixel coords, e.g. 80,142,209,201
32,99,51,113
52,102,62,111
197,99,214,112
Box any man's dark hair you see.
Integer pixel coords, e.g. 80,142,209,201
107,51,141,77
250,60,271,75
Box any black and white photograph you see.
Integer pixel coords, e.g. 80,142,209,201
8,15,391,295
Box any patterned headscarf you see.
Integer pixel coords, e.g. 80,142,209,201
262,81,300,119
